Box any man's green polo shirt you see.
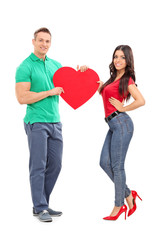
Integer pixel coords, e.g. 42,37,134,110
15,53,62,124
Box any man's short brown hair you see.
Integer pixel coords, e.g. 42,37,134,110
34,27,52,39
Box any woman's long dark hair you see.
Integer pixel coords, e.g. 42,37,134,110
99,45,136,100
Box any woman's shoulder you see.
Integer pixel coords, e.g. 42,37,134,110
128,77,135,85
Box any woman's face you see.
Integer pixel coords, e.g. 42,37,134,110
113,50,127,72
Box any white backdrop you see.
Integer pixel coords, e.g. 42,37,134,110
0,0,159,239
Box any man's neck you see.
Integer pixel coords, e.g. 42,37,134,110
34,51,46,61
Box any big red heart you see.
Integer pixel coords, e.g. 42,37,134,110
53,67,99,109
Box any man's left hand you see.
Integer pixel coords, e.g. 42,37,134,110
76,65,88,72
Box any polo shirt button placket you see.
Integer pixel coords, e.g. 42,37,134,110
40,59,46,73
44,61,49,74
44,61,47,74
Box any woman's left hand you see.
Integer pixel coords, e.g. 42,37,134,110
109,97,125,112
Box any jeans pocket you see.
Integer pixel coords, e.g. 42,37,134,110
55,122,62,132
124,119,134,134
24,122,34,134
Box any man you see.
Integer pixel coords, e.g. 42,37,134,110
15,27,87,222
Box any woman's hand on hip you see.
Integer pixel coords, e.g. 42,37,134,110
109,97,125,112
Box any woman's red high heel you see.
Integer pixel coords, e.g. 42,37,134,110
103,205,127,221
128,190,142,217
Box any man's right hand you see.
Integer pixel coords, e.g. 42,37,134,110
49,87,64,96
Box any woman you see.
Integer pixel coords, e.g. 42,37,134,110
98,45,145,220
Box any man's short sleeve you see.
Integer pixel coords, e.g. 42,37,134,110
15,63,31,83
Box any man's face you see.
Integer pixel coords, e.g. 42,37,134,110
32,32,51,57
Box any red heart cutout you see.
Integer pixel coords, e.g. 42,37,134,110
53,67,99,109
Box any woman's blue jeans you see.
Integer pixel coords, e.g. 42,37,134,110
100,112,134,207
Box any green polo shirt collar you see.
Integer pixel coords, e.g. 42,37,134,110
30,53,49,61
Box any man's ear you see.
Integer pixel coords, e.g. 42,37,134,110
32,39,35,46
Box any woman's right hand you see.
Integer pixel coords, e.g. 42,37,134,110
97,80,104,93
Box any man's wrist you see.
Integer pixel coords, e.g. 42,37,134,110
46,90,51,97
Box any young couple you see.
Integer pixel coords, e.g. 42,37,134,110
15,27,145,222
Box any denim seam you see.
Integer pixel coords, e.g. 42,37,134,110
115,119,124,206
124,120,132,133
117,117,123,135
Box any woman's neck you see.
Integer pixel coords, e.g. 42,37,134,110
115,70,125,80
